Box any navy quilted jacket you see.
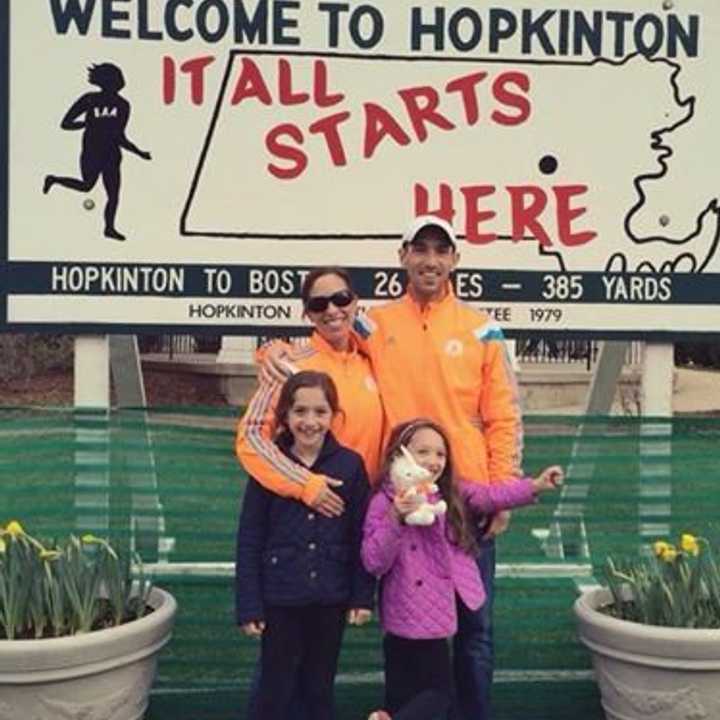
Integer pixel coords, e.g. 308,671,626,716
235,431,375,625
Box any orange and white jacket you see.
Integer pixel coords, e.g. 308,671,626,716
235,332,384,505
355,289,523,484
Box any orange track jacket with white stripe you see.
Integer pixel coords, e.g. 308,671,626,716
355,289,523,484
235,332,384,505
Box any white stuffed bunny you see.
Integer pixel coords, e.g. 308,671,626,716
390,445,448,526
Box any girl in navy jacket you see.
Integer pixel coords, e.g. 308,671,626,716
235,370,375,720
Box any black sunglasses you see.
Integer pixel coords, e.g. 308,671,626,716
306,290,355,313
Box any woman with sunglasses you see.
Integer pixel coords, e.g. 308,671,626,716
236,267,383,720
236,266,384,520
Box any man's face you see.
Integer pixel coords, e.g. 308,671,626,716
399,229,459,303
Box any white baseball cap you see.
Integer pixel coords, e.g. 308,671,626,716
401,215,458,250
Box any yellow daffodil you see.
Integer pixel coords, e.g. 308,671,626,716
4,520,25,537
680,534,700,556
81,533,118,558
81,533,103,544
608,534,720,627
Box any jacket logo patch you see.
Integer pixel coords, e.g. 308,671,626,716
444,339,464,357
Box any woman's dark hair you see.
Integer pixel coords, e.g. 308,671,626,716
274,370,340,433
382,418,477,554
300,267,355,309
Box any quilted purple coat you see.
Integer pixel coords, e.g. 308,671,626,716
361,478,536,639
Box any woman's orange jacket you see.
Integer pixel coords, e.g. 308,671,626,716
235,332,384,505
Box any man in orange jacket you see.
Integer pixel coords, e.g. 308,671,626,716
356,215,523,720
356,215,522,485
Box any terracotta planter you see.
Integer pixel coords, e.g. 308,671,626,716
574,587,720,720
0,587,177,720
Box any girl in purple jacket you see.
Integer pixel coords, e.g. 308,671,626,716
361,419,563,720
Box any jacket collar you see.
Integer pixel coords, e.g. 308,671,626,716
276,429,341,469
403,283,456,317
310,330,360,358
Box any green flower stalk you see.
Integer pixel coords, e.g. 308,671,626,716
0,530,36,639
41,550,67,638
0,520,152,640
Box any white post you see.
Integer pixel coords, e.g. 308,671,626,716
217,336,259,405
544,342,629,566
640,343,674,416
74,336,110,536
74,336,110,407
109,336,172,562
217,336,255,364
638,342,674,545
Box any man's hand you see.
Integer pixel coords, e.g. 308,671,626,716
259,342,296,384
241,620,266,637
484,509,511,539
347,608,372,626
311,478,345,517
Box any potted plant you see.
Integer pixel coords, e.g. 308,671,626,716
0,520,177,720
574,533,720,720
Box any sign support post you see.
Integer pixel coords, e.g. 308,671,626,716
638,343,674,547
73,335,110,536
109,335,173,561
543,341,629,569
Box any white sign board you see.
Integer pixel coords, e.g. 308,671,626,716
2,1,719,338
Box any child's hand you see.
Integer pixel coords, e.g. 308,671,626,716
393,491,421,520
240,620,266,637
347,608,372,626
533,465,564,493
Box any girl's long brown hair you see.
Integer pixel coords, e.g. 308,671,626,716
381,419,477,554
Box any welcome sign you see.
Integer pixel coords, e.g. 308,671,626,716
2,1,718,337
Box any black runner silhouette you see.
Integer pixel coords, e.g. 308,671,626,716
43,63,151,241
